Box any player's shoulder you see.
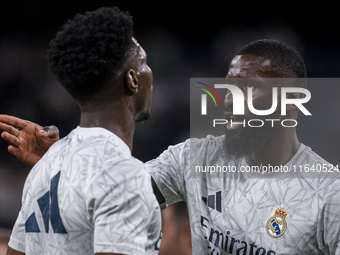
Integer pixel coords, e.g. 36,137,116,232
37,127,143,180
189,134,224,148
170,134,224,152
299,143,330,165
153,135,224,164
183,134,225,160
298,143,340,182
49,126,135,160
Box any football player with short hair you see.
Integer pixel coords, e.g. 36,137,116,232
4,6,161,255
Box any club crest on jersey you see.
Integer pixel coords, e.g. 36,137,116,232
266,208,288,238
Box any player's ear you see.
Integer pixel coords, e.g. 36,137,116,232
125,69,138,96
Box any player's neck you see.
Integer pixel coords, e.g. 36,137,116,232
245,127,300,167
79,98,135,151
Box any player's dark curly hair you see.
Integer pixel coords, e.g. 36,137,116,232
236,39,307,81
47,6,136,102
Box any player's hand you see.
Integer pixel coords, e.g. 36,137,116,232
0,114,59,166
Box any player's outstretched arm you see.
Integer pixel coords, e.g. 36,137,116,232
0,114,59,166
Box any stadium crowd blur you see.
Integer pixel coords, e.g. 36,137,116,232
0,1,340,254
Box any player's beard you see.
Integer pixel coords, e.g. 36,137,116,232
223,117,277,162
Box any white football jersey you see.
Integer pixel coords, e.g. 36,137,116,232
9,127,161,255
147,135,340,255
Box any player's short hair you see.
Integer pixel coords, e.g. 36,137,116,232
236,39,307,80
47,6,136,102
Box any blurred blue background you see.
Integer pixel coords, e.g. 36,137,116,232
0,0,339,229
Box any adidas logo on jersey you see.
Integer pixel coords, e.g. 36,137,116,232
202,191,222,212
25,171,67,234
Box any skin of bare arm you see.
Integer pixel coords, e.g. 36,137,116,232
6,247,24,255
0,114,59,166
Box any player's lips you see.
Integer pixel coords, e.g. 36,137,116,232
224,112,244,130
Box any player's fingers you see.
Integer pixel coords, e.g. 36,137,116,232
1,131,20,146
0,114,29,129
41,125,60,139
0,122,20,137
8,145,20,158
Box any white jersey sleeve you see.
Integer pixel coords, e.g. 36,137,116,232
8,201,26,253
8,167,36,253
146,141,189,208
86,160,153,254
317,179,340,255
